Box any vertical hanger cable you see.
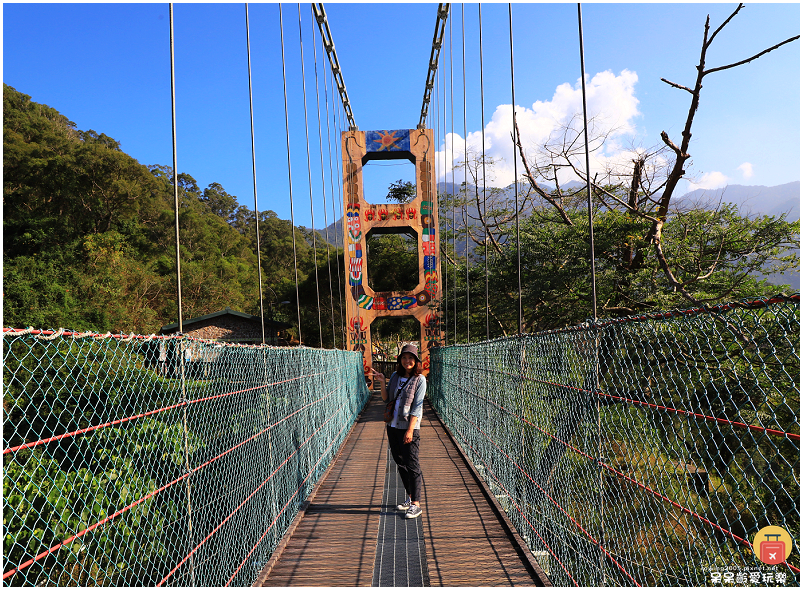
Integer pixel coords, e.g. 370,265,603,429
169,6,196,585
509,3,522,335
440,28,447,346
245,4,267,345
310,5,337,348
578,6,604,586
449,8,457,345
279,3,303,344
478,4,489,340
578,4,598,321
331,67,347,346
462,3,470,343
297,4,325,346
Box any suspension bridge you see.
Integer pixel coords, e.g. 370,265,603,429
3,3,799,587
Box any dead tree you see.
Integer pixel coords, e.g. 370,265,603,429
514,4,799,305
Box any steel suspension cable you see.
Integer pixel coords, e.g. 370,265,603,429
297,4,325,347
169,5,183,336
462,4,469,343
425,42,439,131
311,5,337,349
440,21,449,346
279,3,303,344
168,7,196,585
419,3,451,129
478,4,489,340
311,3,357,130
245,4,267,345
439,37,448,345
577,5,603,584
311,1,350,346
509,3,522,335
449,10,457,344
245,7,273,548
329,67,344,343
326,57,347,347
428,41,434,131
578,4,598,321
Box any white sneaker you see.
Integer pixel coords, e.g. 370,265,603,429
405,504,423,519
396,497,413,511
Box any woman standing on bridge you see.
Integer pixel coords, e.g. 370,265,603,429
371,344,427,519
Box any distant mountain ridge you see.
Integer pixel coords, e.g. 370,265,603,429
321,181,799,242
320,181,800,290
678,181,800,222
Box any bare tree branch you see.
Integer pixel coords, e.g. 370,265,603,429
513,118,574,226
660,131,685,157
653,238,700,304
661,78,695,94
470,179,508,259
693,235,725,281
705,34,800,76
487,301,509,338
441,244,459,267
707,3,743,47
570,167,659,223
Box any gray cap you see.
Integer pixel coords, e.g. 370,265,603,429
398,343,421,362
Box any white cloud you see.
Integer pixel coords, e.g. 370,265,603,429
436,69,641,187
687,171,729,192
737,162,754,179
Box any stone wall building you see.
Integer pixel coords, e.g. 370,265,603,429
160,307,291,345
154,308,294,379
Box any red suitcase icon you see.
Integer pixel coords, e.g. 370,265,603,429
760,534,786,565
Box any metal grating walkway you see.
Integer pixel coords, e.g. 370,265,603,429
372,448,430,587
255,391,548,587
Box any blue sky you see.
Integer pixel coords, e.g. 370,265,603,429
4,3,799,228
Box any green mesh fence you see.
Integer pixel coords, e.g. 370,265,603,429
3,329,370,586
428,294,800,587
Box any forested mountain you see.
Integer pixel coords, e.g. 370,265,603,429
3,84,341,343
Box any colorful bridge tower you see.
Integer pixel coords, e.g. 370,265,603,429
342,128,441,374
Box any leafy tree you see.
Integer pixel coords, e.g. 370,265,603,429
200,182,239,223
385,179,416,203
366,232,418,293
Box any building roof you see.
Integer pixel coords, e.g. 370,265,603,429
160,307,292,334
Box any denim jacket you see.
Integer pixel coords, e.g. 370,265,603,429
387,372,427,430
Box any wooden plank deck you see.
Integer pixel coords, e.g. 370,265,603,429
255,391,548,587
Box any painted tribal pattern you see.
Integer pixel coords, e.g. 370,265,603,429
348,242,362,286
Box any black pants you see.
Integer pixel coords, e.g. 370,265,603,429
386,426,423,502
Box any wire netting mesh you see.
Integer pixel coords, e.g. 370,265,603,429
3,330,369,586
428,294,800,587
